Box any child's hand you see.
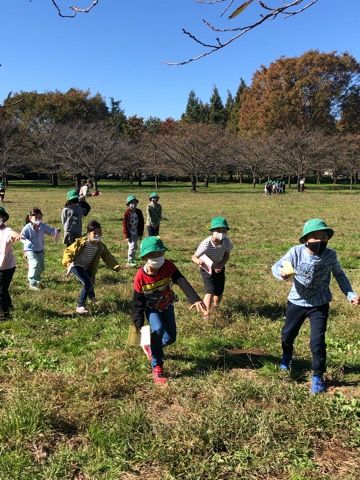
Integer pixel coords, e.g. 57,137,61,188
11,232,22,241
280,269,291,279
189,301,207,313
351,296,360,305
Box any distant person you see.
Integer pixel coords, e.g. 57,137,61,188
0,206,22,320
62,220,121,314
146,192,162,236
78,180,91,217
192,216,233,318
123,195,144,267
61,190,84,247
299,178,305,192
21,207,61,290
133,236,206,384
272,218,360,394
0,182,5,203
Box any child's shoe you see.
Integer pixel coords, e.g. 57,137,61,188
142,345,152,361
126,260,137,267
76,306,89,314
311,376,325,394
29,284,40,291
280,354,292,370
152,366,167,385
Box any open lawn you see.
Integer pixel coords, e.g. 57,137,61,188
0,180,359,479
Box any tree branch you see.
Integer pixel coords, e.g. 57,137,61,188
51,0,99,18
164,0,319,65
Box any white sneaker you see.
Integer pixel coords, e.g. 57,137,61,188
76,306,89,314
29,285,40,291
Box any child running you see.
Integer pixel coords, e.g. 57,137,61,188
21,208,61,290
61,190,84,247
272,218,360,393
123,195,144,267
0,206,21,320
133,236,206,384
62,220,121,314
192,216,233,318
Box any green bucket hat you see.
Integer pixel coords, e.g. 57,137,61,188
209,216,230,231
139,236,167,258
149,192,159,200
126,195,138,206
67,189,79,202
299,218,334,243
0,206,9,222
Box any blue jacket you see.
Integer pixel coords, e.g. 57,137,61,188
21,223,56,253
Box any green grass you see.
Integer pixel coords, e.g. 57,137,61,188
0,180,359,479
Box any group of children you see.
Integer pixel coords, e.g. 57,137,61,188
0,187,358,393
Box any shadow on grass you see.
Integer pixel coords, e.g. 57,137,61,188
224,300,286,321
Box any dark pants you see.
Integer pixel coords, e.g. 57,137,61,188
282,301,329,377
0,267,15,318
72,266,95,307
147,225,159,236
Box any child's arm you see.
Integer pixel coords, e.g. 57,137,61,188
132,289,146,329
332,256,359,303
10,230,22,242
214,251,230,273
100,244,121,271
272,250,294,280
172,269,207,312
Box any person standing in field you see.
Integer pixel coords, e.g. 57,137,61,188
21,208,61,290
0,182,6,203
61,190,84,247
78,180,92,217
272,218,360,394
192,216,233,318
0,206,21,320
146,192,162,236
133,236,206,384
123,195,144,267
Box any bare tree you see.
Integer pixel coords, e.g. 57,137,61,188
51,1,99,18
0,115,28,184
164,0,318,65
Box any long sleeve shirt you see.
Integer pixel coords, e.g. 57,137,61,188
271,244,357,307
132,259,201,328
21,223,56,253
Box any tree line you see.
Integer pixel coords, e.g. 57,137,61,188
1,50,359,191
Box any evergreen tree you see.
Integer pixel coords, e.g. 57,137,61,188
181,90,205,123
227,78,247,133
209,85,227,126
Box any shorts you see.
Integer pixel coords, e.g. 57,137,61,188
200,268,225,296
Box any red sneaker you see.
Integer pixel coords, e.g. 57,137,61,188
142,345,152,361
152,366,167,385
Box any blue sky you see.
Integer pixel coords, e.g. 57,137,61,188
0,1,359,120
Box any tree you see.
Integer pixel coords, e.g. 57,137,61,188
156,123,226,191
181,90,208,124
226,78,247,134
209,85,227,127
0,112,28,184
164,1,319,65
51,1,100,18
238,51,360,135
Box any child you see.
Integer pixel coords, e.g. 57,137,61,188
21,208,61,290
78,180,91,217
62,220,121,314
133,236,206,384
146,192,162,236
0,206,21,319
61,190,84,246
123,195,144,267
0,182,5,203
192,216,233,318
272,218,360,394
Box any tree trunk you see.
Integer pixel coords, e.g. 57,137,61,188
138,170,142,187
154,174,159,190
75,173,82,189
332,169,337,184
204,176,209,187
252,176,256,188
287,174,291,187
191,175,197,192
51,173,59,187
316,171,320,184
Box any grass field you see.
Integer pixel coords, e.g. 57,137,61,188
0,180,359,479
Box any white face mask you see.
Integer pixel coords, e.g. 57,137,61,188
213,232,225,241
129,203,136,210
33,220,42,226
91,236,102,243
147,256,165,269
